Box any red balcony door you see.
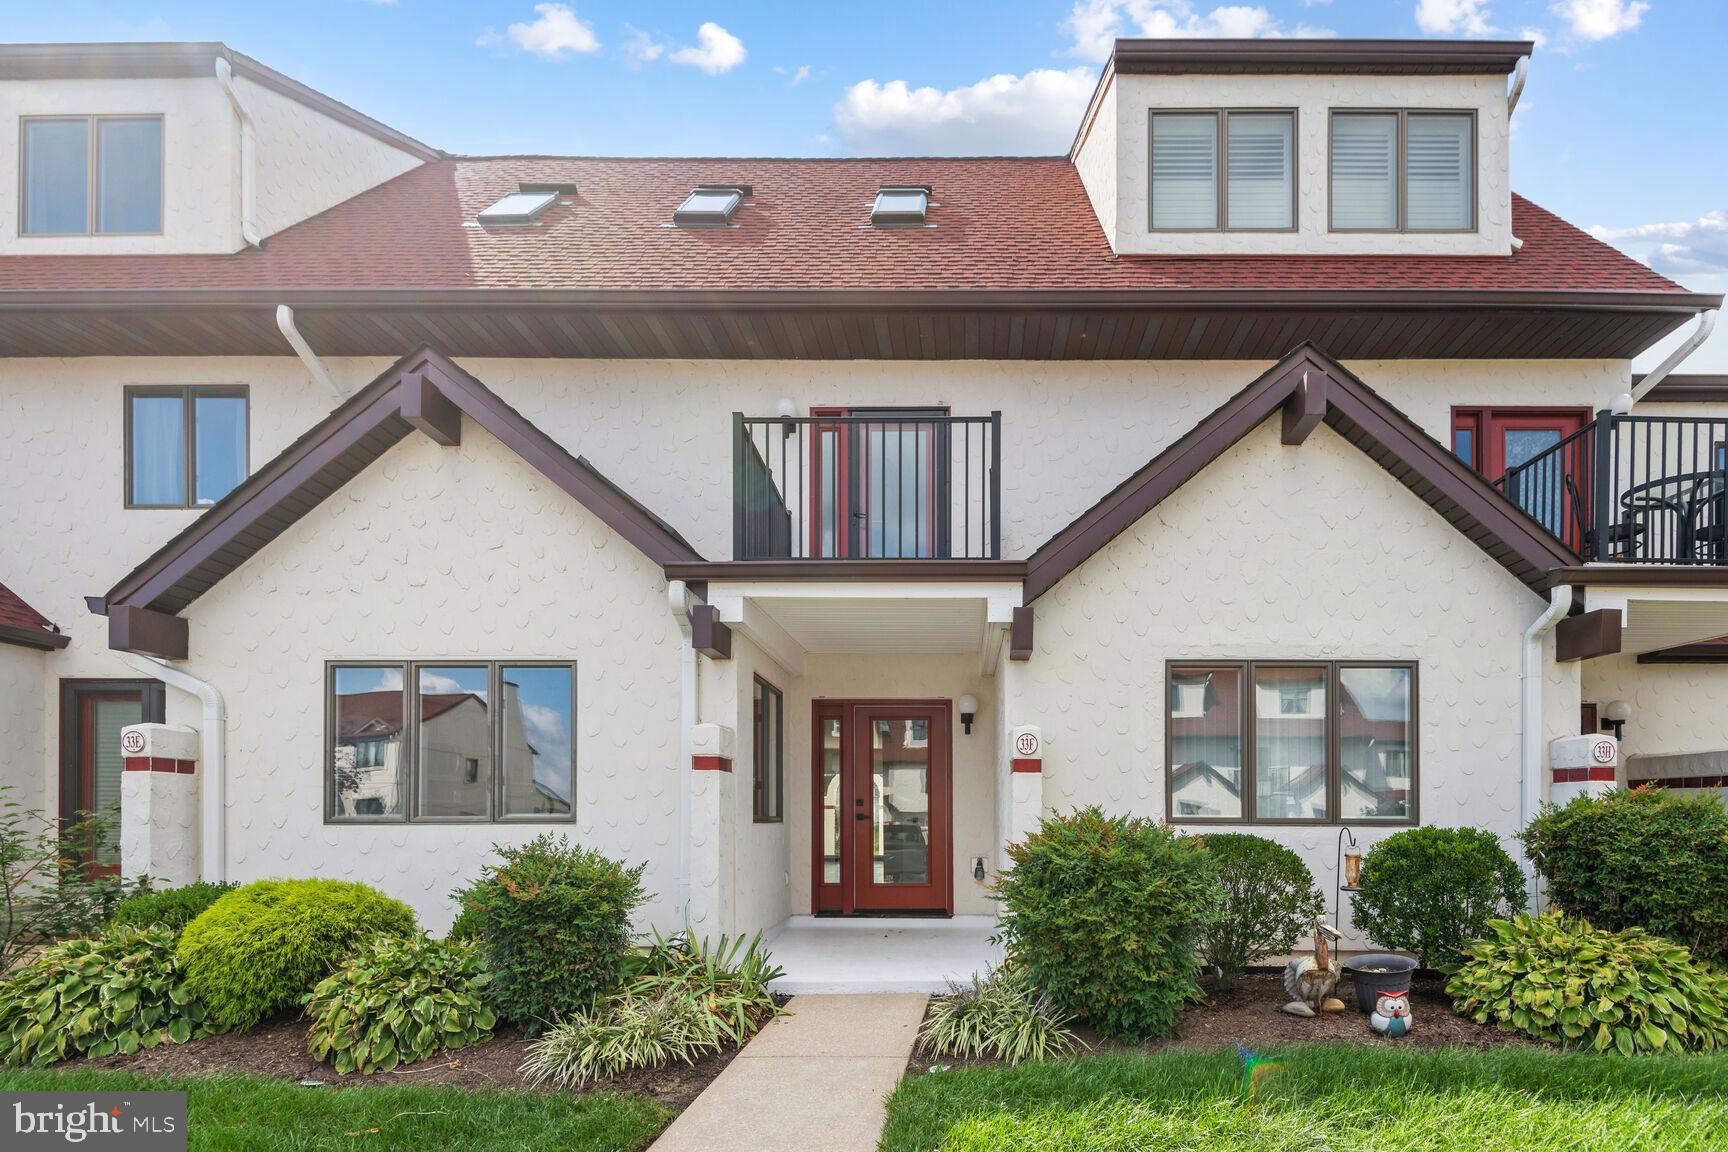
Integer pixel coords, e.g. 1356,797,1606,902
1454,406,1590,545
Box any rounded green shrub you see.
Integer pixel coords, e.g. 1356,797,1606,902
110,881,238,935
306,933,495,1075
1197,833,1325,989
177,879,416,1030
1524,787,1728,963
453,834,647,1033
994,807,1222,1041
0,926,217,1066
1351,826,1524,970
1448,912,1728,1055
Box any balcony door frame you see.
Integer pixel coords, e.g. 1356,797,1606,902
1452,406,1591,483
807,407,952,560
58,678,165,876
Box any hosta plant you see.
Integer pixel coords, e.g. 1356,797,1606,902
0,925,217,1067
918,966,1077,1065
1447,912,1728,1055
305,933,496,1075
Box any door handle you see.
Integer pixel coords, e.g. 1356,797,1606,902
853,813,871,821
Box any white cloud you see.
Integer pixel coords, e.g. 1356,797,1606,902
1519,25,1550,49
1415,0,1496,35
478,3,600,59
1592,212,1728,276
775,64,813,85
833,67,1099,155
622,26,665,65
1550,0,1648,41
1062,1,1332,63
669,22,747,75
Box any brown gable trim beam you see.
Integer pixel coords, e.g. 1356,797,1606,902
689,604,733,660
0,288,1714,361
1009,607,1035,662
107,606,189,662
95,348,701,648
1281,368,1327,445
0,622,70,651
1023,344,1579,602
0,43,441,161
1556,609,1623,662
1112,38,1533,75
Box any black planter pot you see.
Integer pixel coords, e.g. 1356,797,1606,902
1343,953,1418,1013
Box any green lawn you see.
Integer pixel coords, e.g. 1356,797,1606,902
881,1045,1728,1152
0,1069,670,1152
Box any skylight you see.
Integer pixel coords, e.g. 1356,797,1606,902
477,190,558,226
871,185,931,226
674,185,749,227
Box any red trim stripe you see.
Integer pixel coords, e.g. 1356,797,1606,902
1010,758,1042,773
1553,766,1617,783
693,755,733,773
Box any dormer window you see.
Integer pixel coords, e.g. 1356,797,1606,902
871,186,930,226
1150,110,1294,232
21,115,163,236
1330,111,1475,233
674,185,748,227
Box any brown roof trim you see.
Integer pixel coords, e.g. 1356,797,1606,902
1548,565,1728,589
1111,38,1534,75
1634,374,1728,404
663,560,1027,583
0,43,440,161
1023,343,1578,601
1638,642,1728,664
0,621,70,651
98,347,700,630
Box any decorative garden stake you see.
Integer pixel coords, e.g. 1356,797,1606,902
1282,924,1343,1017
1370,990,1413,1038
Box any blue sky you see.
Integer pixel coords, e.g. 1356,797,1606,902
9,1,1728,366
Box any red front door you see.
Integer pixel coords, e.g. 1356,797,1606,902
812,700,953,914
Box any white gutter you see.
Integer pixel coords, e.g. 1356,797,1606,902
1622,309,1719,410
277,305,344,399
123,655,227,884
213,57,263,249
1520,585,1571,910
667,580,697,930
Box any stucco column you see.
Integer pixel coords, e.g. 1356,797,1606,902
688,723,736,936
998,724,1044,872
1550,733,1619,806
117,723,201,886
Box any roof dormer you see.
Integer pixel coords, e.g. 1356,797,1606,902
1070,38,1533,258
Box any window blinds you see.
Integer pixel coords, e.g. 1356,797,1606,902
1330,113,1398,230
1151,113,1218,230
1226,113,1294,230
1405,113,1473,230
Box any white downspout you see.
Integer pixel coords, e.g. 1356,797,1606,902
667,580,697,930
1507,58,1529,254
1620,309,1719,411
213,57,263,249
1521,585,1571,910
276,305,344,399
123,655,226,884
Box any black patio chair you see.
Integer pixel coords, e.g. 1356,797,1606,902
1690,474,1727,561
1565,474,1645,560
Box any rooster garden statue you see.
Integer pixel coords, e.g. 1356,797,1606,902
1281,924,1346,1017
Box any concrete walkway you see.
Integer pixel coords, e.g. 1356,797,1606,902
650,994,927,1152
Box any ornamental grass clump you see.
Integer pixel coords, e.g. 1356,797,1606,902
917,966,1077,1065
0,925,217,1066
177,878,416,1030
994,807,1222,1041
1196,833,1325,989
305,933,495,1075
1447,912,1728,1055
1351,826,1524,971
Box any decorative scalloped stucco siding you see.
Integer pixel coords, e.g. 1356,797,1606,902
1002,418,1544,943
0,644,48,815
1584,654,1728,768
1073,78,1117,246
177,420,683,931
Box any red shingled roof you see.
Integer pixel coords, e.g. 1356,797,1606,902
0,157,1685,295
0,580,66,649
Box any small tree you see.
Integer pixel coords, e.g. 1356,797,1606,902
1351,826,1524,971
1197,833,1325,989
0,785,130,974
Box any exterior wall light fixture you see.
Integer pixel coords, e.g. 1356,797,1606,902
957,693,979,735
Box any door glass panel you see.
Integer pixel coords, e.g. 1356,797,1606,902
822,717,842,884
864,424,934,558
871,717,930,885
89,698,141,866
1254,666,1328,820
1504,428,1565,534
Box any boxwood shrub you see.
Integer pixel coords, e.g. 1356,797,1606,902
1448,912,1728,1055
306,934,495,1075
0,926,217,1066
177,879,416,1030
110,881,238,935
994,807,1221,1041
1351,826,1524,970
1524,787,1728,963
1197,833,1325,989
453,834,647,1033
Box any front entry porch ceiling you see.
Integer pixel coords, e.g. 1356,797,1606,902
1582,584,1728,655
703,581,1023,675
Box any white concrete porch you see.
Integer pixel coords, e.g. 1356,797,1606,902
765,915,1003,995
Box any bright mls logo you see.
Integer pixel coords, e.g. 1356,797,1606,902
5,1093,186,1150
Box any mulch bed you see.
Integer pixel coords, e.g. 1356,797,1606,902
906,971,1529,1073
75,1018,740,1112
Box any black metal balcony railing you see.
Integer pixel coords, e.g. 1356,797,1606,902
734,412,1002,561
1495,412,1728,564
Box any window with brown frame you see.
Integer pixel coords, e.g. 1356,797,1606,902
125,385,249,508
1166,661,1416,825
22,114,163,236
1329,110,1475,233
752,676,784,823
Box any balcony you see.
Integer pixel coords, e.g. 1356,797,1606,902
1495,412,1728,565
733,412,1002,561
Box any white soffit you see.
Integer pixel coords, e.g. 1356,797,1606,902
753,597,987,653
1582,585,1728,654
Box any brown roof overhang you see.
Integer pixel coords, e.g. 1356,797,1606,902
94,347,700,655
1635,374,1728,403
0,288,1714,361
1111,38,1535,75
0,622,70,651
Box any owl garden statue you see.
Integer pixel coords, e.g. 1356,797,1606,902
1370,990,1413,1038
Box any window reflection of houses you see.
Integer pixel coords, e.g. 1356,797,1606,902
871,718,930,885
